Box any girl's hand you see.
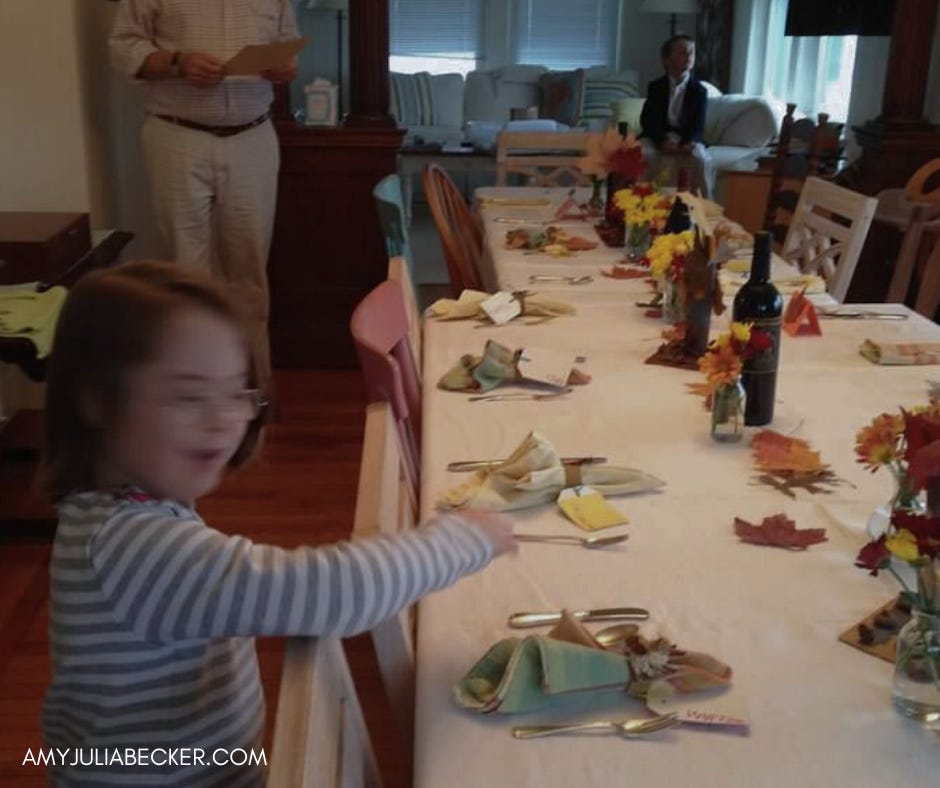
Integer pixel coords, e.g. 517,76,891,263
179,53,224,86
460,510,517,557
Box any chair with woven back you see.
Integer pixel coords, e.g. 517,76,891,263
422,162,485,296
268,635,382,788
880,158,940,317
350,278,421,488
495,129,593,187
780,176,878,302
350,399,419,766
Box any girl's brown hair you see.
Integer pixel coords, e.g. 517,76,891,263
43,260,265,500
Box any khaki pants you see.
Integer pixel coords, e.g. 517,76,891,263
640,138,714,199
142,115,279,381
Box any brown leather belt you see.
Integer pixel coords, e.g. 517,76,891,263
154,112,270,137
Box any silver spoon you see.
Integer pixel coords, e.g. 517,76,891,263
528,274,593,285
512,712,679,739
515,533,629,549
593,622,640,648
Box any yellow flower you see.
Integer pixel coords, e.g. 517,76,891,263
730,322,751,344
854,413,903,471
698,341,743,389
885,529,921,562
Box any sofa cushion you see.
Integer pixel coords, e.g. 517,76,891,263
389,72,464,128
581,69,640,124
464,65,547,122
539,69,585,126
703,95,777,148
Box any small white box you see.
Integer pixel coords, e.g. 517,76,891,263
303,80,338,126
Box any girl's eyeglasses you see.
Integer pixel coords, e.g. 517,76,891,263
162,389,268,422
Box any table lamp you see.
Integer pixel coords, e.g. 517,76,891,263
307,0,348,118
640,0,699,37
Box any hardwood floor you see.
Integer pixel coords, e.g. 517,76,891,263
0,369,411,787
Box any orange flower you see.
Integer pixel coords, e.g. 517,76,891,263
854,413,904,471
698,342,743,389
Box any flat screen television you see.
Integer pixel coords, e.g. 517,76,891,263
785,0,895,36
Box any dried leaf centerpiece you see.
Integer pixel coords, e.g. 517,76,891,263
750,429,843,497
734,513,827,550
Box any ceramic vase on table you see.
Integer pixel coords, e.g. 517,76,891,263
710,379,746,443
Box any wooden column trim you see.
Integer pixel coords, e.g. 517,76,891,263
346,0,395,128
881,0,938,122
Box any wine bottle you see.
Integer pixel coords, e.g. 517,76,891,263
732,231,782,426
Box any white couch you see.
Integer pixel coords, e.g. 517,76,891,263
390,68,778,197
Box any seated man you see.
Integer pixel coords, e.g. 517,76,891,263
639,34,713,197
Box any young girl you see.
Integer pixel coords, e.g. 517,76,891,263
42,261,515,786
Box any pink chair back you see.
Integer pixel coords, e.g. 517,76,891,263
350,279,421,483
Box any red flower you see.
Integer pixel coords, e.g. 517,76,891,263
891,510,940,559
902,408,940,460
907,440,940,489
855,536,890,575
609,146,647,181
745,329,773,356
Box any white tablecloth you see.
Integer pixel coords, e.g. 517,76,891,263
413,189,940,788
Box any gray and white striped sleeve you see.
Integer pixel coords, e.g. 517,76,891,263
109,0,159,79
89,507,493,641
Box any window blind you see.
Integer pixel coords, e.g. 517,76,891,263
389,0,484,66
511,0,618,70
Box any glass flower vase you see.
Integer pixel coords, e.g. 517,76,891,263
711,379,746,443
587,176,605,217
892,606,940,721
624,223,652,262
660,277,685,325
866,472,927,540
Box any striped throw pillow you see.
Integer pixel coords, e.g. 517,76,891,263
581,72,641,122
389,72,436,126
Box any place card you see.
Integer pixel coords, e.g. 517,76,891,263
516,347,576,387
646,684,750,733
783,288,822,336
480,291,522,325
557,486,628,531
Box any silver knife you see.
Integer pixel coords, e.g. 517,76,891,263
508,607,649,628
818,310,908,320
448,456,606,472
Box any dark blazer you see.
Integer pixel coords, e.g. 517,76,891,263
640,74,707,147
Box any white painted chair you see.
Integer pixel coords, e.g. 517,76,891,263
268,636,381,788
351,401,419,754
387,255,422,371
495,130,592,187
780,176,878,302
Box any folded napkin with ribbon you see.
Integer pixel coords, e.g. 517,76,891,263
860,339,940,366
439,430,665,511
0,285,67,358
453,611,732,713
438,340,590,393
427,289,575,323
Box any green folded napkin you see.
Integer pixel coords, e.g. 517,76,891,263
453,611,732,714
439,430,665,511
0,285,67,358
438,340,590,393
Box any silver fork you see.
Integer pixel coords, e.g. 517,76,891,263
528,275,593,285
512,712,680,739
515,533,629,549
468,389,571,402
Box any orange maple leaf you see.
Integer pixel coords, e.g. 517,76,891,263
751,430,828,473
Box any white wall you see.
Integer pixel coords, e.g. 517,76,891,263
620,0,697,88
0,1,90,213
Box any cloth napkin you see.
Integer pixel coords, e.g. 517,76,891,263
427,289,575,322
720,270,826,296
438,340,590,393
439,430,665,511
453,611,732,714
860,339,940,365
0,285,67,358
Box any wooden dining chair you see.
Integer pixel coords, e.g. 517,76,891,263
350,279,421,487
780,176,878,303
372,173,414,263
387,254,422,369
495,130,592,187
268,636,382,788
882,158,940,315
422,163,485,296
351,400,419,761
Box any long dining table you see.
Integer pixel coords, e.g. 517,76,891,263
414,187,940,787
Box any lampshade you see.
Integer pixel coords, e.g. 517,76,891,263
306,0,347,9
640,0,699,14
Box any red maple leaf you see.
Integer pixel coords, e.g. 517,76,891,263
733,514,828,550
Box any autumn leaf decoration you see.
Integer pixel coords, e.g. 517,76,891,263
750,429,844,497
734,514,827,550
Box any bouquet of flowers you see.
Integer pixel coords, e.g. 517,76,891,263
643,229,694,283
613,184,673,232
697,322,772,393
578,128,647,181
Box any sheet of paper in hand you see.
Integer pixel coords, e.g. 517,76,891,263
516,347,577,387
224,37,308,76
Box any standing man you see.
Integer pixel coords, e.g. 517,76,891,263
639,34,713,197
110,0,300,382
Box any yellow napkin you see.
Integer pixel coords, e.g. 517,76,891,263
557,486,628,530
0,285,67,358
427,289,575,322
439,431,665,511
860,339,940,366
